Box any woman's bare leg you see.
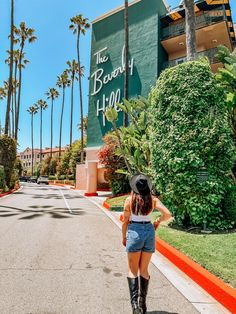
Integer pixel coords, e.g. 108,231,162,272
127,252,142,277
139,252,152,279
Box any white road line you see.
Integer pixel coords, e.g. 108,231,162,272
58,188,73,214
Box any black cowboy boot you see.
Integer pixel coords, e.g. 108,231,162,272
139,276,150,314
127,277,141,314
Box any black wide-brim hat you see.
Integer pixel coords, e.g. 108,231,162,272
129,174,152,195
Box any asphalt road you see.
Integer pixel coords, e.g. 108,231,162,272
0,183,199,314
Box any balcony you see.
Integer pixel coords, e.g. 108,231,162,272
162,47,219,70
161,7,227,41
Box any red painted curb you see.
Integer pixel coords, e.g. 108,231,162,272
0,185,20,198
103,201,111,210
156,238,236,313
84,192,98,197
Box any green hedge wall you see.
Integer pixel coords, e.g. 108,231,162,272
149,60,235,230
0,135,17,188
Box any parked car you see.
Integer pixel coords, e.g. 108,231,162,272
37,176,49,185
29,176,38,183
19,176,30,182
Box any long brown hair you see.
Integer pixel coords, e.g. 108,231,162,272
130,191,152,216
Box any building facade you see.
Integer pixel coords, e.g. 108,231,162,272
18,147,66,173
76,0,235,194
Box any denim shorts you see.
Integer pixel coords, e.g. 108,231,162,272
126,222,155,253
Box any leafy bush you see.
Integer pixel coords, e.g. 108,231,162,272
48,175,56,180
0,165,5,190
0,135,17,188
150,60,235,230
222,186,236,227
98,133,130,196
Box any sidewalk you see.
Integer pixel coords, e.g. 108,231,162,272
73,189,231,314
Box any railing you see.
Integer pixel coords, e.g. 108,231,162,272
162,47,219,70
161,7,226,40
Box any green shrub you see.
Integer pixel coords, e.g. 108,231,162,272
111,180,130,196
59,175,66,180
0,136,17,188
150,60,235,230
48,175,56,180
0,165,6,189
222,186,236,227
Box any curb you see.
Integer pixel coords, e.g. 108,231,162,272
0,185,20,198
104,200,236,313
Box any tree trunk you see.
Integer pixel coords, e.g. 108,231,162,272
31,114,34,176
59,87,65,159
5,0,14,135
50,98,54,159
184,0,196,61
123,0,129,127
70,77,74,147
15,44,24,141
11,90,14,137
40,106,42,163
77,31,84,162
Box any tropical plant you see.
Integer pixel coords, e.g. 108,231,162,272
216,45,236,181
124,0,129,126
5,0,14,136
78,116,88,137
105,97,151,175
66,59,84,146
36,99,48,163
98,133,130,195
27,104,38,175
149,59,235,230
69,14,90,162
56,71,70,159
183,0,196,61
45,87,60,159
14,22,37,141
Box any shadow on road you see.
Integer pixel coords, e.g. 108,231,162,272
0,205,86,220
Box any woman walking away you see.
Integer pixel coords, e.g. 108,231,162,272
122,174,172,314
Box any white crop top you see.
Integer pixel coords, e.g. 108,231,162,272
129,197,155,222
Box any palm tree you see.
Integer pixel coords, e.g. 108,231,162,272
27,104,38,176
5,0,14,136
66,60,85,147
183,0,196,61
45,88,60,159
69,15,90,162
124,0,129,127
14,22,37,141
0,87,7,135
6,50,28,138
37,99,48,163
56,71,70,159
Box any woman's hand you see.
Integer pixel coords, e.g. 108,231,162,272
122,238,127,247
153,219,161,230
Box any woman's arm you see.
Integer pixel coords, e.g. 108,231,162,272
153,197,172,229
122,197,131,246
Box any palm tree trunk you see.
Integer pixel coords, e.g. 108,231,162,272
11,90,14,137
14,60,18,138
184,0,196,61
59,87,65,159
50,98,54,159
40,107,42,163
124,0,129,127
15,45,24,141
31,114,34,176
5,0,14,135
70,78,74,147
77,31,84,162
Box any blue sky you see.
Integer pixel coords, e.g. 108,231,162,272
0,0,235,151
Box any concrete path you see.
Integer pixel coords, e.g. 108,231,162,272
0,184,229,313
